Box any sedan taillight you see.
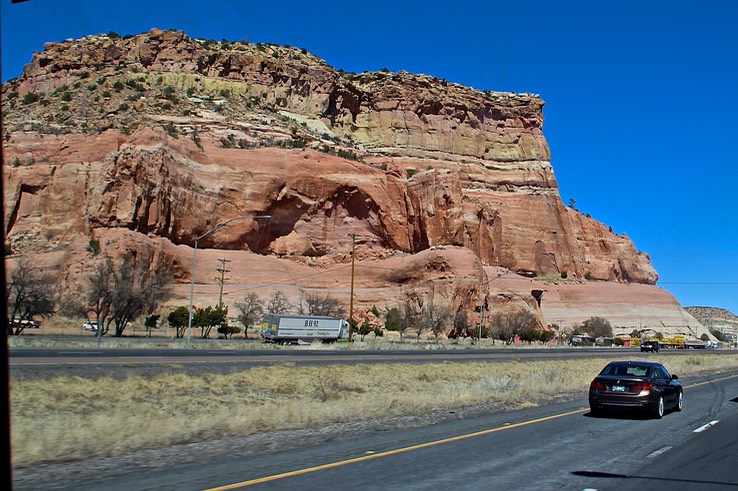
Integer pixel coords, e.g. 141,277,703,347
631,382,653,391
590,380,606,390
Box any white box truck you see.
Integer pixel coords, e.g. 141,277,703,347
260,314,350,344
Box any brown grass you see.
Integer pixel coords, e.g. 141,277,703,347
11,354,738,467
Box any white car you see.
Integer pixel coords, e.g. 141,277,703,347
83,320,99,331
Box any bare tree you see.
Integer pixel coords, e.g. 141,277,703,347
79,257,116,337
489,309,538,345
397,290,427,341
299,291,345,317
66,254,171,337
6,257,55,335
418,299,451,340
109,254,172,336
451,310,470,339
235,292,263,338
582,316,613,338
267,290,293,314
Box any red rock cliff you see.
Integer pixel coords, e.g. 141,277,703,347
1,29,675,336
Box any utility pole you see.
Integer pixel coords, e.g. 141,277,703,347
215,257,231,309
346,233,373,342
347,234,358,342
478,273,506,345
187,215,270,349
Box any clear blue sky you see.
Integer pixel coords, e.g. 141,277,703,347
2,0,737,314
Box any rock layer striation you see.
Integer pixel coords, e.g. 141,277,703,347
2,28,684,335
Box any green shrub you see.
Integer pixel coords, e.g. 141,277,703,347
165,121,178,137
406,168,417,179
163,86,178,102
277,138,308,149
61,92,72,102
337,149,361,161
22,92,40,105
87,239,100,255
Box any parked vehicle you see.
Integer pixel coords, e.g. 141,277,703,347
684,340,707,349
8,319,40,329
260,314,350,344
569,334,595,346
640,340,660,352
83,320,98,331
589,360,682,418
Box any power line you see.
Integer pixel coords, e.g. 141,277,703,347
660,281,738,285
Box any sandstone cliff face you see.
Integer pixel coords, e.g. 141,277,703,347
2,29,669,334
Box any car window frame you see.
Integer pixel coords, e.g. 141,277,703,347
655,365,671,380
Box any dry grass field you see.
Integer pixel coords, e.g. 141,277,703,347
10,351,738,468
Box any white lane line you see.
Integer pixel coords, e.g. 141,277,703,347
648,446,673,458
693,420,719,433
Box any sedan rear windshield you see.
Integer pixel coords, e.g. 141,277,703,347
601,364,651,377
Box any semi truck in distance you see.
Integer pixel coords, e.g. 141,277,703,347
260,314,350,344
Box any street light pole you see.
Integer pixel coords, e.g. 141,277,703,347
186,215,270,349
478,273,505,345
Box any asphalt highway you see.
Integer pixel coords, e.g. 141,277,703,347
9,346,733,369
12,362,738,490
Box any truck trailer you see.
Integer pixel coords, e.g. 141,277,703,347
260,314,350,344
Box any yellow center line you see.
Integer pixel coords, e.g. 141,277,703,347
206,371,738,490
205,407,588,490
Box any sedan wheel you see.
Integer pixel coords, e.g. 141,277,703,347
654,395,665,418
675,390,683,412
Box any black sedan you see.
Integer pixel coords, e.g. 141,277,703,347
640,340,660,352
588,360,682,418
